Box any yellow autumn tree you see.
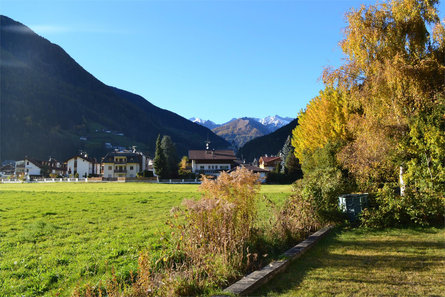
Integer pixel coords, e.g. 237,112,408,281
292,87,350,161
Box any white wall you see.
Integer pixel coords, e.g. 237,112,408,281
126,163,139,178
103,163,114,178
24,159,41,176
102,163,140,178
66,157,92,177
191,162,231,172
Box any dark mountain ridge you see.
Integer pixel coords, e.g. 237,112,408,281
238,118,299,162
0,15,229,161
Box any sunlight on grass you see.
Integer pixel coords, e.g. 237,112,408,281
255,227,445,296
0,182,291,296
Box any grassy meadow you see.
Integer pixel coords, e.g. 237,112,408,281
0,182,291,296
256,227,445,296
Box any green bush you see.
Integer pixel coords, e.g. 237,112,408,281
295,167,353,224
361,184,445,228
137,170,154,178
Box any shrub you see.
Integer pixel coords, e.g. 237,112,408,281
137,170,154,178
361,184,445,228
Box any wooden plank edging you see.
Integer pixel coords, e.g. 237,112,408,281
215,225,334,296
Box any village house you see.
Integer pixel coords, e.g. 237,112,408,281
188,149,237,176
14,157,67,177
66,153,99,178
101,150,147,178
16,158,42,176
41,157,66,176
259,156,282,171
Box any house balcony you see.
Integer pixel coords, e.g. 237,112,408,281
114,169,127,173
114,160,127,164
195,169,226,175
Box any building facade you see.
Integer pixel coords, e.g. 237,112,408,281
66,154,97,177
15,158,42,176
189,150,237,176
102,151,145,178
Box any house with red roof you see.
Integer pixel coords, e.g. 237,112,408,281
258,155,282,172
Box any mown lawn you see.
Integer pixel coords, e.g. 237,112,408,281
255,227,445,296
0,183,290,296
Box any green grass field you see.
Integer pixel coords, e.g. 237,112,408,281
255,227,445,296
0,183,291,296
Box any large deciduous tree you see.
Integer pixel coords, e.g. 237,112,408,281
293,0,445,192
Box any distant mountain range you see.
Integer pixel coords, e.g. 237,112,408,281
190,115,294,147
238,118,299,162
0,15,229,161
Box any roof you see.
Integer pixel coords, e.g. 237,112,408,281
102,151,142,163
189,150,237,161
241,164,269,173
65,154,96,163
259,156,281,165
24,158,43,168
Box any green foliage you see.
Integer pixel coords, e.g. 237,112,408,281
161,135,179,178
153,135,167,179
284,150,303,181
361,185,445,228
296,167,351,224
402,98,445,194
266,137,303,184
137,170,154,178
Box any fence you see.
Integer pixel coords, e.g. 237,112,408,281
0,178,87,183
157,178,200,184
0,177,201,184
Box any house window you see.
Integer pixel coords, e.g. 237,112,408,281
27,161,29,165
108,166,112,170
200,166,204,169
130,166,134,170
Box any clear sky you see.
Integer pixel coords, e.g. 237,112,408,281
2,0,428,123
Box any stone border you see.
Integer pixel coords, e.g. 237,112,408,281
214,225,334,296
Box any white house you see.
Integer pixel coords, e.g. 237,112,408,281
188,149,237,176
101,151,144,178
15,158,43,176
66,154,98,178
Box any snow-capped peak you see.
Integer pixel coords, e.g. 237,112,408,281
189,117,219,130
258,115,293,129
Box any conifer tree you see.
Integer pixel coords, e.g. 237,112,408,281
153,135,167,179
161,135,179,178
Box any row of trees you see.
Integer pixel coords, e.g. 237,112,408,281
153,135,179,179
291,0,444,227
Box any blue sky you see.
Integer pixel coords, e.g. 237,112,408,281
2,0,431,123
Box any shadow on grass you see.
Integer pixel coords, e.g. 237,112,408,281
252,227,445,297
